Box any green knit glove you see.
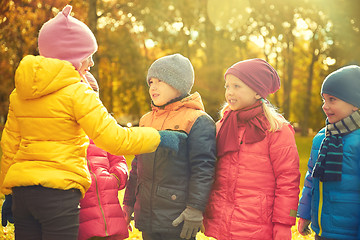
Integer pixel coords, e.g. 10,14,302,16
172,206,203,239
158,130,187,152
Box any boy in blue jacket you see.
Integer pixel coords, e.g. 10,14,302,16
297,65,360,240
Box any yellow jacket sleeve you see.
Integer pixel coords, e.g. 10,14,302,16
72,84,160,155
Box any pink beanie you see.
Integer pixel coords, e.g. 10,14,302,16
38,5,98,70
224,58,280,99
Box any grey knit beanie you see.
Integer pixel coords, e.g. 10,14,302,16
147,53,194,95
321,65,360,108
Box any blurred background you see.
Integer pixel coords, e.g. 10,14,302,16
1,0,360,136
2,1,359,239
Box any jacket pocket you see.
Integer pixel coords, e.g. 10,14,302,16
329,192,360,230
232,191,269,224
156,186,186,203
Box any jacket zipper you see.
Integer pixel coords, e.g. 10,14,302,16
87,158,109,237
318,181,323,236
149,152,157,232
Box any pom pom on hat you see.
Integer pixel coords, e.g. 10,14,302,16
224,58,280,99
147,53,194,95
321,65,360,108
38,5,98,70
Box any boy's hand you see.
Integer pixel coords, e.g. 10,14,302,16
273,223,292,240
1,195,14,227
158,130,187,152
297,218,311,236
123,205,134,231
172,206,203,239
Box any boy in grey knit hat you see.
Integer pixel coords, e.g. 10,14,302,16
123,53,216,240
147,53,194,99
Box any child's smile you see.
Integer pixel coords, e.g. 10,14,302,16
225,74,261,111
322,93,358,123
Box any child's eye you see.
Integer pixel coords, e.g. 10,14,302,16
329,97,336,102
149,80,153,85
224,85,228,89
234,84,240,88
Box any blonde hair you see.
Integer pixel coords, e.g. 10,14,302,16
220,100,288,132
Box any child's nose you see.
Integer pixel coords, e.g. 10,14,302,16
150,83,157,90
322,102,328,110
89,57,94,67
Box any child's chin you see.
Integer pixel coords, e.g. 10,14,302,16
327,117,336,124
228,105,242,111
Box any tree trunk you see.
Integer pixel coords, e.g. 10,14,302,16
283,33,295,120
301,29,319,136
87,0,100,92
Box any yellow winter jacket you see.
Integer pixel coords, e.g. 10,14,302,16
0,55,160,197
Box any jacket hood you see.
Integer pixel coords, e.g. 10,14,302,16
151,92,205,112
14,55,82,100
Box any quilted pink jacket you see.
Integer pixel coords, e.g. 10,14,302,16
78,139,129,240
203,116,300,240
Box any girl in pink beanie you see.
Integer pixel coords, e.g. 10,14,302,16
203,58,300,240
0,5,162,240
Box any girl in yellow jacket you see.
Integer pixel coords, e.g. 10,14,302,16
0,5,160,240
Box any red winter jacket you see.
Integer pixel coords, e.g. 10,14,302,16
203,112,300,240
78,139,129,240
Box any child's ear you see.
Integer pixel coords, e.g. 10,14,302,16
353,106,359,112
255,94,262,100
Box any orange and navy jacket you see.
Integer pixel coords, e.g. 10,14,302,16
123,92,216,233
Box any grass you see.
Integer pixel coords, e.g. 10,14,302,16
0,134,315,239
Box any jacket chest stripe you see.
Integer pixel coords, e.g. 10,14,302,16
87,158,108,236
318,181,323,236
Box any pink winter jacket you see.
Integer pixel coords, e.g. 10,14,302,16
78,139,129,240
203,114,300,240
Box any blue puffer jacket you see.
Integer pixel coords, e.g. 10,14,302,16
298,128,360,240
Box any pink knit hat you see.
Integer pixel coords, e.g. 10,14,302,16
224,58,280,98
38,5,98,70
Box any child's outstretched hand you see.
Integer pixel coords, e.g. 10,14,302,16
297,218,311,236
273,223,292,240
158,130,188,152
1,195,14,227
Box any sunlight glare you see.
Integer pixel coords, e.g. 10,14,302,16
249,35,264,48
324,57,336,66
145,39,156,48
207,0,251,31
